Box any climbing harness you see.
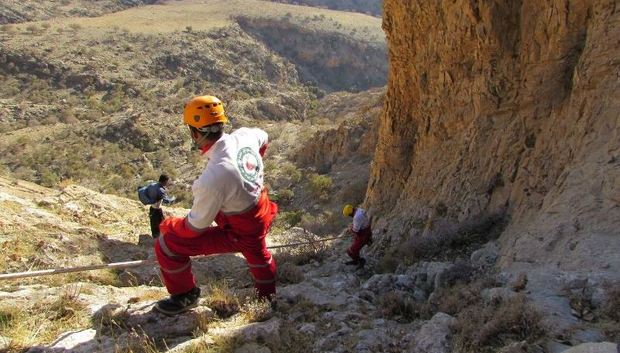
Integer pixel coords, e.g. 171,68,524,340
0,234,348,280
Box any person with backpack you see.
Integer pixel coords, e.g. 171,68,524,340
138,174,176,238
153,95,278,315
342,204,372,268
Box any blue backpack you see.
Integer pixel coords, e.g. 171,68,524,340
137,183,156,205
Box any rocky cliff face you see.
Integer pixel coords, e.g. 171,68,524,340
237,16,387,92
268,0,383,17
369,0,619,277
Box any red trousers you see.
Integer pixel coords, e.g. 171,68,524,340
155,192,278,299
347,226,372,261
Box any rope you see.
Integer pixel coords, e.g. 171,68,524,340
0,234,349,281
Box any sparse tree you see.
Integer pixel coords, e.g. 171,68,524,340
26,24,40,35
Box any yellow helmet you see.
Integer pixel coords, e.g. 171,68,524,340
183,95,228,129
343,204,354,217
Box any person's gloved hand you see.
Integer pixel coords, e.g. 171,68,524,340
162,196,176,206
159,217,200,239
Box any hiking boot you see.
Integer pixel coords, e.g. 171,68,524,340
344,259,360,266
357,258,366,268
155,287,201,315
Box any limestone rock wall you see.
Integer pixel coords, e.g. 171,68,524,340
368,0,620,273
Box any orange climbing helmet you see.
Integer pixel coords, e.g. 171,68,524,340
183,95,228,129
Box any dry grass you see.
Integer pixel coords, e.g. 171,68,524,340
599,282,620,341
378,291,432,322
205,281,241,319
601,283,620,321
401,213,508,262
276,261,305,284
429,278,493,315
272,231,330,266
0,285,90,352
240,299,273,323
453,295,545,353
178,335,237,353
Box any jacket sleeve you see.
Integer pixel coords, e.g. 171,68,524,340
186,171,224,230
159,187,176,205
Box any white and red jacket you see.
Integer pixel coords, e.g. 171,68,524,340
161,127,272,238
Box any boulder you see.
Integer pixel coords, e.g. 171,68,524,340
408,312,456,353
562,342,618,353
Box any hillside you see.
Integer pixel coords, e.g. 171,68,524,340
0,0,386,218
0,0,161,24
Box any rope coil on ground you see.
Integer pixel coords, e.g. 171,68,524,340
0,234,349,280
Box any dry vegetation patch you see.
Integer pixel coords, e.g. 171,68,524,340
453,295,545,353
0,285,90,352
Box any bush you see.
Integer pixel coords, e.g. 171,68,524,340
453,295,544,353
378,291,431,322
275,188,294,204
39,168,60,187
400,213,508,262
240,299,272,323
280,210,304,228
277,262,304,284
602,283,620,321
282,163,302,184
308,173,332,200
26,24,40,35
273,231,329,266
206,282,240,319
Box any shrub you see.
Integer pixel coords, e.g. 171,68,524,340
26,25,40,35
282,163,302,184
240,299,272,323
206,282,240,319
275,188,294,204
308,173,332,200
602,283,620,321
273,231,329,266
453,295,544,353
378,291,430,322
281,210,303,228
400,213,508,262
277,262,304,284
39,168,60,187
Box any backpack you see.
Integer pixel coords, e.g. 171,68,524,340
137,183,155,205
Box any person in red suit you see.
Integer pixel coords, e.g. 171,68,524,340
154,95,278,315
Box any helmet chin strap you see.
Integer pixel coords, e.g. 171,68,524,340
191,130,216,154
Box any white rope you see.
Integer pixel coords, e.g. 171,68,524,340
0,234,349,280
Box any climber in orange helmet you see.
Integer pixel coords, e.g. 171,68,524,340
153,95,278,315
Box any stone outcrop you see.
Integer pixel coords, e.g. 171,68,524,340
368,0,619,280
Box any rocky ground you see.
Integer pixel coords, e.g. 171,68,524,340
0,177,617,353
